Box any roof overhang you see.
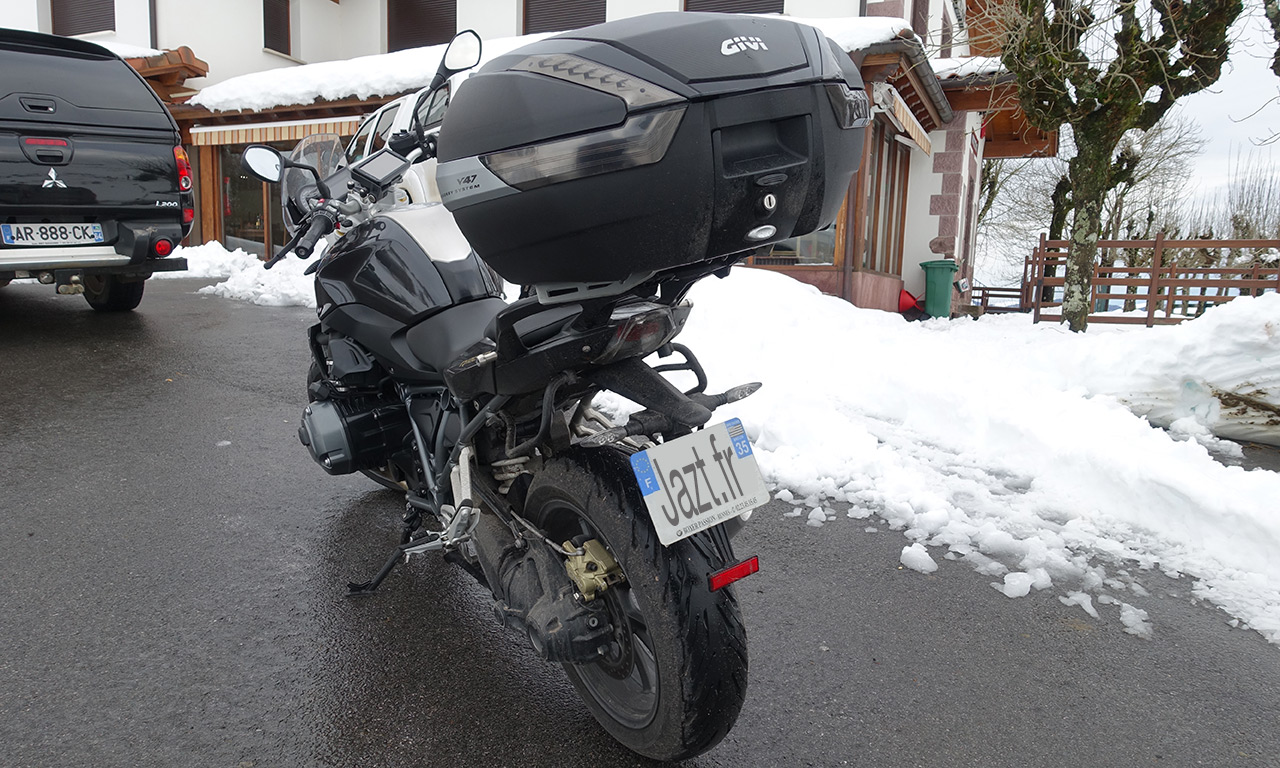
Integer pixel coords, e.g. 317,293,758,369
123,47,209,101
169,92,412,145
189,115,364,146
940,71,1059,159
854,36,955,133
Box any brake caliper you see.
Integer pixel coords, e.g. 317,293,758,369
563,539,625,601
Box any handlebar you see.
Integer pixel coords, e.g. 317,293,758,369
263,206,337,270
295,209,338,258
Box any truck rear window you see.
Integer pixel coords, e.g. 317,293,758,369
0,47,163,114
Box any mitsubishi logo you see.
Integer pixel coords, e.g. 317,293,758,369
721,36,768,56
42,168,66,189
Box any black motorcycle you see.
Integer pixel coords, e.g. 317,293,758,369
241,13,867,760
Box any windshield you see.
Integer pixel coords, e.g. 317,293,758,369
281,133,348,234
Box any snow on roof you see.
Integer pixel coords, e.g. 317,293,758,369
189,16,915,114
931,56,1005,80
781,14,915,52
190,32,554,113
96,39,164,59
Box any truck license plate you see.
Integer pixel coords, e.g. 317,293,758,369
630,418,770,546
1,223,104,247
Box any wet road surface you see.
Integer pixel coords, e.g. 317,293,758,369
2,279,1278,768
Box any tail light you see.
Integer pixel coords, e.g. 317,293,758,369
174,146,193,191
153,238,173,257
481,107,685,192
592,303,689,365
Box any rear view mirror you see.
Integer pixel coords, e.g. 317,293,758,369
241,145,283,183
428,30,482,92
443,30,481,72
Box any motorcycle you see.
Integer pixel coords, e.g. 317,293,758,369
241,14,867,761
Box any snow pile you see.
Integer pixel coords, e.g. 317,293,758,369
171,243,1280,644
155,241,263,280
167,241,316,307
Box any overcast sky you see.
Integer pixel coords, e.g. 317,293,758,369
1177,8,1279,194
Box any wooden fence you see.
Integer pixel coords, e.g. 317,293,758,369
1012,234,1280,326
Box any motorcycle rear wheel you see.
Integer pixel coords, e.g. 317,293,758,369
523,448,749,761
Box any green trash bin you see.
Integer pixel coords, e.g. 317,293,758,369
920,259,959,318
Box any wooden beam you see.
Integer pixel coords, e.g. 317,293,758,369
983,135,1058,158
897,65,941,129
944,82,1021,112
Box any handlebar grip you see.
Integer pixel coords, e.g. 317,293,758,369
294,210,337,259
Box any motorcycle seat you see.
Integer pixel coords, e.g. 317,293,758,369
484,296,582,351
403,297,508,374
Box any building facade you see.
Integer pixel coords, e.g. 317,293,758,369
10,0,1043,314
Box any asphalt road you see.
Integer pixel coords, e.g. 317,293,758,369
2,279,1278,768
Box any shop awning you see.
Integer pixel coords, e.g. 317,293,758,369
872,83,932,155
189,116,364,146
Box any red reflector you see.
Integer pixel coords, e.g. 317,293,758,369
182,208,194,224
153,239,173,256
709,555,759,592
24,137,68,147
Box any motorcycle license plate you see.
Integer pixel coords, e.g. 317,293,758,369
630,418,769,546
1,222,104,247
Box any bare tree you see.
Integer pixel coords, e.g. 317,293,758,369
974,112,1206,289
981,0,1242,330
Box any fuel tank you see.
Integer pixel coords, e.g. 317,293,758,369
315,203,506,382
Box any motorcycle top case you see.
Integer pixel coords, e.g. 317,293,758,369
435,12,870,288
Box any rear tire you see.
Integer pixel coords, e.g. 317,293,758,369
523,448,749,761
84,274,145,312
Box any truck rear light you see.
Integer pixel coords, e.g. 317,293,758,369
23,137,69,147
174,146,193,191
709,556,759,591
153,238,173,256
183,208,194,224
481,106,685,191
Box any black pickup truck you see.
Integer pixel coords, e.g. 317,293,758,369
0,27,190,311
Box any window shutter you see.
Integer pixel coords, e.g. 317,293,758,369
683,0,784,12
911,0,930,38
263,0,290,55
51,0,115,37
388,0,458,52
523,0,606,35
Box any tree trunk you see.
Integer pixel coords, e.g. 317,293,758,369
1063,143,1112,332
1043,175,1072,303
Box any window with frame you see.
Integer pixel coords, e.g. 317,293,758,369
52,0,115,36
367,105,402,155
348,116,378,163
388,0,457,52
415,85,451,131
523,0,605,35
683,0,784,12
263,0,291,55
860,118,910,275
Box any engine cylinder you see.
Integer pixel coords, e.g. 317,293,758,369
297,398,411,475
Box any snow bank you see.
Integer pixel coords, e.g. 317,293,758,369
174,242,1280,644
